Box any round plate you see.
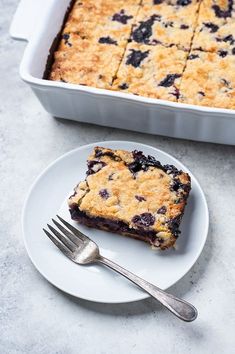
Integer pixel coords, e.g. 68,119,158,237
22,141,209,303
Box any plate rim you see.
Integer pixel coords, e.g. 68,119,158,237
22,140,209,303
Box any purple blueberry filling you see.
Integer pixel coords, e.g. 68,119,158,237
69,207,158,240
168,215,182,237
170,178,191,193
180,24,189,29
99,189,110,199
62,33,69,40
177,0,192,6
221,79,230,87
87,160,106,175
94,148,114,159
170,179,183,192
224,35,234,44
218,50,228,57
171,86,180,99
112,9,133,24
157,206,167,214
203,22,219,33
69,206,180,245
164,164,182,177
216,34,235,44
132,212,155,228
128,150,162,174
127,151,185,182
131,15,160,44
188,54,199,60
62,33,72,46
164,21,174,28
108,173,115,181
198,91,205,96
135,195,146,202
119,83,129,90
159,74,181,87
126,49,149,68
99,36,117,45
212,1,233,19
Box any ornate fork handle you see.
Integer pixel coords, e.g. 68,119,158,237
98,256,197,322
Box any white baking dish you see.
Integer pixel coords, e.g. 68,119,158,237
10,0,235,145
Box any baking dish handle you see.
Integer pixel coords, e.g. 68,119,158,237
10,0,54,41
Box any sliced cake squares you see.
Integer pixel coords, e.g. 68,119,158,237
48,0,235,110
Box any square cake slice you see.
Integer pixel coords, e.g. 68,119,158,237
192,20,235,55
68,147,191,250
179,50,235,109
192,0,235,53
113,43,187,100
130,1,201,51
49,0,141,87
49,42,124,88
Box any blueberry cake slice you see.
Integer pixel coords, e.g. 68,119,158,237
49,42,124,88
179,50,235,108
131,1,201,51
49,0,141,87
68,147,191,250
192,0,235,53
63,0,140,48
112,43,187,100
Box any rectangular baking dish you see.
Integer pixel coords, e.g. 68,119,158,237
10,0,235,145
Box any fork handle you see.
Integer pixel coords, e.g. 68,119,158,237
98,256,197,322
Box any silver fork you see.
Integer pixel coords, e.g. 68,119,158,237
43,215,197,322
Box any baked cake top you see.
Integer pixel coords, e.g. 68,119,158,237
113,42,187,100
48,0,235,109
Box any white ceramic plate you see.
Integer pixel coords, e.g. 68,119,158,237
22,141,209,303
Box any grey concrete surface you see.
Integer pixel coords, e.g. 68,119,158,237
1,1,235,353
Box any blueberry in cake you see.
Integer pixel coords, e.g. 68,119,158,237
47,0,235,109
68,147,191,250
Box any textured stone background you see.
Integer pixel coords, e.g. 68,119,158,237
1,1,235,353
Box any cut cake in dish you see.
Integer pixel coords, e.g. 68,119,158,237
47,0,235,109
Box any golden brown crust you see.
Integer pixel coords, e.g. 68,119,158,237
68,147,191,250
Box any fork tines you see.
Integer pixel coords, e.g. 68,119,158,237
43,216,88,257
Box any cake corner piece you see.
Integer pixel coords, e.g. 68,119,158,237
68,146,191,250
